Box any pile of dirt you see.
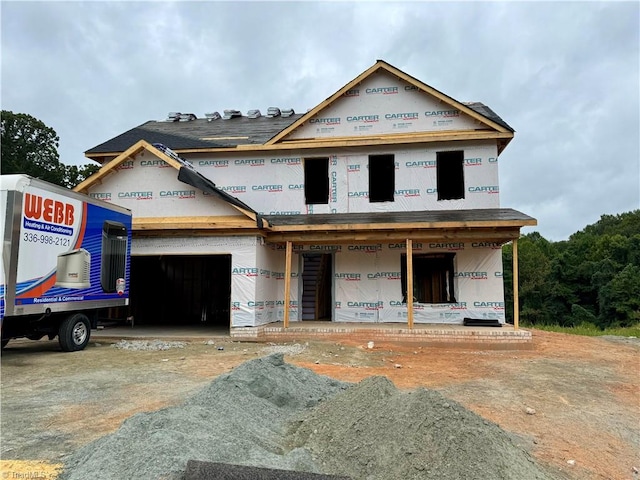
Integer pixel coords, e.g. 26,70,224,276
287,376,554,479
60,354,348,480
60,354,555,480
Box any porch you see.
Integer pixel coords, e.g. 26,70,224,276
231,321,532,345
92,321,531,345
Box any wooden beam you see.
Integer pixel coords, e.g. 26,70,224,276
133,216,258,230
239,130,513,151
87,131,513,161
406,238,414,329
283,241,293,329
267,218,536,233
132,229,267,239
75,140,147,192
512,237,519,330
75,140,184,193
265,228,521,245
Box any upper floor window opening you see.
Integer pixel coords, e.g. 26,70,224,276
304,157,329,204
437,150,465,201
369,154,395,203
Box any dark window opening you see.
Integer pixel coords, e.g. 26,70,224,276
304,157,329,204
368,154,395,202
437,151,464,200
401,253,456,303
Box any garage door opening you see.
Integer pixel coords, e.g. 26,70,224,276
130,255,231,328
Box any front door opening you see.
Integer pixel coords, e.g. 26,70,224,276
130,255,231,328
301,253,332,320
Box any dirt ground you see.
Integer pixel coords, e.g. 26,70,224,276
1,330,638,480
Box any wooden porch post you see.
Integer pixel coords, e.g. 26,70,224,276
406,238,414,329
283,241,293,329
512,237,519,330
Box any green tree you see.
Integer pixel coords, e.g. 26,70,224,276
503,232,554,325
504,211,640,329
598,264,640,327
1,110,98,188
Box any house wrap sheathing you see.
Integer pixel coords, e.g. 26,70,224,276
76,60,536,331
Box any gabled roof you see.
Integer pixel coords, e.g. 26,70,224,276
75,140,263,224
266,60,514,146
85,60,514,159
264,208,536,244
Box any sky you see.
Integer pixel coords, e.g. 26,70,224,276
1,1,638,241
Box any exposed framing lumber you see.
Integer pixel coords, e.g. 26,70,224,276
265,60,511,147
267,218,536,233
242,131,513,151
75,141,261,225
74,140,183,193
131,229,267,239
512,237,520,330
406,239,414,329
283,241,293,328
133,216,259,231
265,228,522,245
86,129,512,160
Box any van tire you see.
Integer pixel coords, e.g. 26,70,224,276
59,314,91,352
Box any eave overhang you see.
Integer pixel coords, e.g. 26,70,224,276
262,209,536,245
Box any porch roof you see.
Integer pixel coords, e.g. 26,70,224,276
263,208,537,244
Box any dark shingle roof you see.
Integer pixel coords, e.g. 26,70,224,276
87,102,511,156
263,209,534,227
465,102,514,132
86,114,304,155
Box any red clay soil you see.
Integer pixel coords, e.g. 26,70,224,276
1,330,637,480
292,330,640,480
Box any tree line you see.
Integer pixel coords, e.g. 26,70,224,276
1,110,98,188
503,211,640,328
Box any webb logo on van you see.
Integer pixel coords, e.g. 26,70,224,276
24,193,75,226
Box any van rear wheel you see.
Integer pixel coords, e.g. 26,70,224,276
59,314,91,352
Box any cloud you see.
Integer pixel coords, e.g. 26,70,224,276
1,1,638,241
